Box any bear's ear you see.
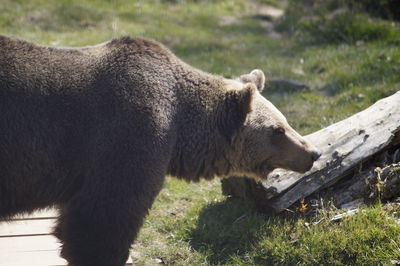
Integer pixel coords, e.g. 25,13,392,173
238,69,265,92
219,83,255,142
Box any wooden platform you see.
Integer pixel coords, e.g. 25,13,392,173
0,210,133,266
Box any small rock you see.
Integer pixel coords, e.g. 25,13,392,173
291,67,305,76
356,40,365,46
257,5,284,20
154,258,164,264
219,16,239,26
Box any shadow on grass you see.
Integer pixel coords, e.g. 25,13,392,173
188,199,400,265
187,197,285,265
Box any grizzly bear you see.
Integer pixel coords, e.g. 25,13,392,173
0,35,320,266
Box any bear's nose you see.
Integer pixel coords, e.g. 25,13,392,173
311,151,321,161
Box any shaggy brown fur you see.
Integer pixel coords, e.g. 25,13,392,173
0,35,319,266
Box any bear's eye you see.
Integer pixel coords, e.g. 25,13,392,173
273,127,285,135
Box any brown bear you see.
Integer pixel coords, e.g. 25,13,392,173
0,35,320,266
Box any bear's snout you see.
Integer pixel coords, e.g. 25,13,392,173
311,151,321,162
290,141,321,173
301,149,320,172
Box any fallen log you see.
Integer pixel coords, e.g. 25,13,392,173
222,91,400,212
310,161,400,210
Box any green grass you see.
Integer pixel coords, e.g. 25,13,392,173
134,179,400,265
276,3,400,45
1,0,399,264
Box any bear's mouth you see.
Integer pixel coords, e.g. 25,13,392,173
255,160,275,179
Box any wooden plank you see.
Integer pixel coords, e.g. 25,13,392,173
0,212,133,265
0,234,133,265
1,249,67,266
0,234,64,266
7,209,58,221
0,235,61,253
1,249,133,266
0,218,55,237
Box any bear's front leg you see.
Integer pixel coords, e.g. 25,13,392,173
55,169,164,266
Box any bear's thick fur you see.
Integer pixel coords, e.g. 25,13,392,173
0,35,319,266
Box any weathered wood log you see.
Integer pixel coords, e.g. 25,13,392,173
222,91,400,212
309,159,400,210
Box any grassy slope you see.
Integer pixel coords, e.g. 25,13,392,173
1,0,399,264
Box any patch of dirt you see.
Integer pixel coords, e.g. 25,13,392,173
218,1,285,39
219,16,241,26
249,2,285,39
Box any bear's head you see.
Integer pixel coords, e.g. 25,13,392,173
221,69,320,180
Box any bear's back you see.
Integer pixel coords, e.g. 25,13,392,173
0,35,108,95
0,35,177,96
